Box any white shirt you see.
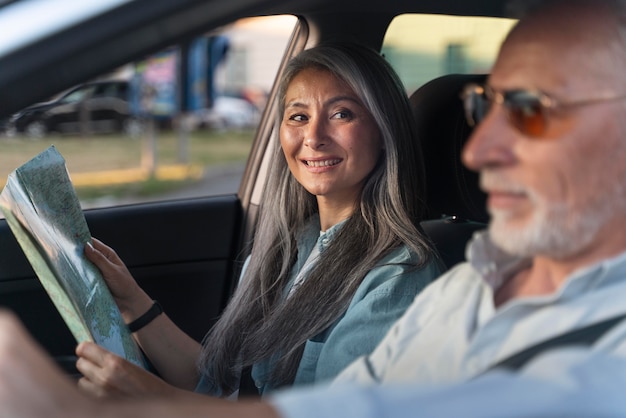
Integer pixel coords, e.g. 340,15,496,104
271,231,626,417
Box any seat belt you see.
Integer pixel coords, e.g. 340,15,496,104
487,312,626,372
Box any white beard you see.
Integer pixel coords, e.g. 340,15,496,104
484,172,626,260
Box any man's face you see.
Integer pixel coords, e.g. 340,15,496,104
461,7,626,260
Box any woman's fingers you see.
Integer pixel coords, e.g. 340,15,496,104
76,341,107,368
85,238,125,272
84,237,147,310
90,237,123,264
76,342,137,398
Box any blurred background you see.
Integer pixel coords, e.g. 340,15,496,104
0,14,514,210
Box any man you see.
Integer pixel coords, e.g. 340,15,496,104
2,0,626,416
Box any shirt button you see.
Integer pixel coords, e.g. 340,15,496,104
255,380,263,388
321,238,329,245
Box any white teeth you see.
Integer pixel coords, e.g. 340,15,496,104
306,159,340,167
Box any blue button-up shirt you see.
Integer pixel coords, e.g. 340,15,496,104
195,215,442,397
251,215,442,394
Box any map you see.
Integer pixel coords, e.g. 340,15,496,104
0,146,145,367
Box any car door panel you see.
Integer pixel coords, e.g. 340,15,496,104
0,195,242,373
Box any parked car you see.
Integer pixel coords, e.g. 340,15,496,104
8,80,141,137
195,95,261,130
0,0,508,380
0,116,9,136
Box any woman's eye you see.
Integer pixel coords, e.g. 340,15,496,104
332,110,353,120
288,114,307,122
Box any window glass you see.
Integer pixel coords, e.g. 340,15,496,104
0,15,297,212
61,86,95,104
382,14,517,94
0,0,133,56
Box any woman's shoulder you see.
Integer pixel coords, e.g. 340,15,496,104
351,245,444,303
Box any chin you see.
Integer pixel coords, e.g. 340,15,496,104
488,213,541,257
488,211,592,260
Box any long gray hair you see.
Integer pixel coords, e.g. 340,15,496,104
198,42,435,395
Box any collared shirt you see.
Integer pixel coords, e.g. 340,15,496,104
271,231,626,417
251,215,442,395
195,215,442,397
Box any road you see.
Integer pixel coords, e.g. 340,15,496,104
81,162,245,209
158,162,245,199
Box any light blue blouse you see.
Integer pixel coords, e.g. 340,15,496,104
196,215,442,396
251,215,443,395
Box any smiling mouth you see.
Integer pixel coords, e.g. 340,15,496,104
304,159,342,167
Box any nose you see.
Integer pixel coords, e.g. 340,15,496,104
304,117,328,149
461,105,517,172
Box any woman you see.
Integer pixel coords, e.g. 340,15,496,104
77,42,443,398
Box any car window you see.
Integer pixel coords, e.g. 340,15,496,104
382,14,517,94
93,82,125,98
0,15,297,212
61,86,95,104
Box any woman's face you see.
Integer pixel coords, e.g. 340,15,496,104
280,67,383,207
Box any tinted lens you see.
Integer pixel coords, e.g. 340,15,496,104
462,85,491,127
504,91,547,137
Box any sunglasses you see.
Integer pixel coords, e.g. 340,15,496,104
461,83,626,137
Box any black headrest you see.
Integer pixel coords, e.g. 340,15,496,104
410,74,489,224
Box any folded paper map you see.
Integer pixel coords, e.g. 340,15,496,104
0,145,144,367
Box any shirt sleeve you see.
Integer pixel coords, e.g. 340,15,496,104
272,347,626,418
299,252,441,385
331,262,451,385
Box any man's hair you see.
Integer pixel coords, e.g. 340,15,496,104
197,42,435,394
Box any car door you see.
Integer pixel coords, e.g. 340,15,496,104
0,8,301,375
0,196,243,373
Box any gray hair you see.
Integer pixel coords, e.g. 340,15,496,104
198,42,435,395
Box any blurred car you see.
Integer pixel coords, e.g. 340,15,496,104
194,96,260,130
8,80,140,137
0,116,8,136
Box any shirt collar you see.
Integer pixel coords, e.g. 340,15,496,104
466,230,529,290
467,230,626,295
295,214,348,255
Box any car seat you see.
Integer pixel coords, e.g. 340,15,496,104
411,74,489,269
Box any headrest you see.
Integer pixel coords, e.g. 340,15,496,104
410,74,489,224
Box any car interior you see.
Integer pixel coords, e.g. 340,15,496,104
0,0,509,375
412,73,489,269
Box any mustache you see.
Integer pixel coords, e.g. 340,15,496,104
479,170,528,195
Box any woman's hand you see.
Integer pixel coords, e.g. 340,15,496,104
84,238,203,392
85,238,152,318
76,341,178,399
